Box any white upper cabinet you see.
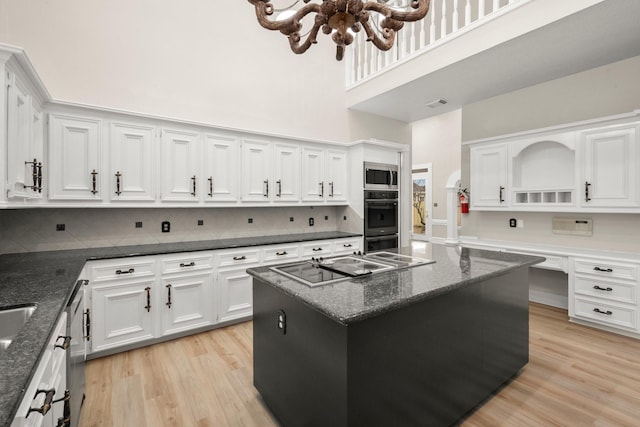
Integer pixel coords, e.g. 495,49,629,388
160,128,200,202
301,146,348,203
273,142,300,202
6,71,44,199
203,133,240,203
580,124,638,207
241,138,272,202
110,122,156,201
48,114,102,200
470,143,508,208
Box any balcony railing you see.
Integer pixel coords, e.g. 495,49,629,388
346,0,526,87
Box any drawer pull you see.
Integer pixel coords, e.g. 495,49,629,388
115,268,135,275
276,251,288,256
343,244,352,248
593,308,613,316
233,256,247,261
312,247,323,252
27,388,56,417
54,335,71,350
593,267,613,273
593,285,613,292
179,262,196,268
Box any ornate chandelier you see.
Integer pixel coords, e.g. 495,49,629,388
247,0,431,61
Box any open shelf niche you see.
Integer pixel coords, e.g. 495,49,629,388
512,140,575,205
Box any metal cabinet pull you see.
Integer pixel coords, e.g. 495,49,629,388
319,182,324,198
593,308,612,316
343,244,352,248
54,335,71,350
499,186,505,203
276,179,282,197
263,179,269,197
191,175,197,196
115,171,122,195
585,181,591,202
166,284,172,308
233,255,247,261
36,162,43,193
593,285,613,292
27,388,56,417
329,181,334,197
593,266,613,273
312,247,323,252
144,287,151,312
180,261,196,268
55,390,71,427
24,159,43,192
83,308,91,342
91,169,98,195
276,251,287,256
208,176,213,197
115,268,135,275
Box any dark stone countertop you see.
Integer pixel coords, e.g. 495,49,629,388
247,244,546,326
0,231,359,427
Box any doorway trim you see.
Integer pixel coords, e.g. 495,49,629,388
411,163,432,241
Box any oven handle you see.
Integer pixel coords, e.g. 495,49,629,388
364,199,398,204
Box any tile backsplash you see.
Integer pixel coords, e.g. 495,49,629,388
0,206,359,254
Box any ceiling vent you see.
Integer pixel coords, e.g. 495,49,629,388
425,99,447,108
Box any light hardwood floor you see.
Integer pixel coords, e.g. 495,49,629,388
79,304,640,426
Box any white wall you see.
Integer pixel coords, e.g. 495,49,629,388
1,0,408,144
460,55,640,252
411,109,461,238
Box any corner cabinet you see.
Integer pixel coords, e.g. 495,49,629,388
467,112,640,213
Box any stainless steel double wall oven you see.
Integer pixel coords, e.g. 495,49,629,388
364,162,399,252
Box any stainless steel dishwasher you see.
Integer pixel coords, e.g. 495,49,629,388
67,279,88,426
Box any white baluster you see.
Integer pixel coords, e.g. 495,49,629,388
479,0,486,18
363,36,370,78
377,42,383,71
465,0,472,26
452,0,459,32
409,21,417,55
356,32,363,82
440,0,448,39
419,15,427,49
493,0,500,13
430,0,437,42
348,41,356,85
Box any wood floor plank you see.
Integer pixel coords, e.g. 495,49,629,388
79,303,640,426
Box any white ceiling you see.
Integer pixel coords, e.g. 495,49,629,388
347,0,640,123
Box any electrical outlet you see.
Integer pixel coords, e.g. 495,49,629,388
135,221,143,228
509,218,517,228
309,217,314,226
290,217,294,222
197,220,204,226
324,216,328,220
161,221,170,232
277,310,287,334
343,216,347,221
248,218,253,224
56,224,65,231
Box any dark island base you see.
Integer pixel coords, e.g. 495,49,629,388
253,268,529,427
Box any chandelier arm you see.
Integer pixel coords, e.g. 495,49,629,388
248,0,322,32
363,0,430,22
288,22,323,54
360,19,395,51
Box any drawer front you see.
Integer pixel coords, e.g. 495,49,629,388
574,276,636,304
332,238,361,255
262,244,300,264
160,253,213,275
216,249,261,267
300,241,333,257
573,258,637,281
89,258,156,282
574,298,636,330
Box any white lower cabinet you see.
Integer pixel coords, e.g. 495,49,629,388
569,257,639,334
85,237,362,355
12,314,67,427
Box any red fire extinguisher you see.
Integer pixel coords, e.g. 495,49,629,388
459,188,469,214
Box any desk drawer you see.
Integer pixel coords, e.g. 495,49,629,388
262,245,300,264
574,276,636,304
160,253,213,275
216,249,260,267
573,259,637,281
89,258,156,282
574,297,636,330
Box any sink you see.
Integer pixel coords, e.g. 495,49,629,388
0,305,37,356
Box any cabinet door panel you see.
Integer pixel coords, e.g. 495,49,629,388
162,274,213,336
273,143,300,202
161,129,200,202
91,280,155,352
110,123,155,201
241,139,271,202
326,149,348,202
301,147,325,201
48,114,102,200
470,144,507,207
582,126,637,207
218,268,254,322
203,133,240,202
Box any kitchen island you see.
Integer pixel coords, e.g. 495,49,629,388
248,244,545,427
